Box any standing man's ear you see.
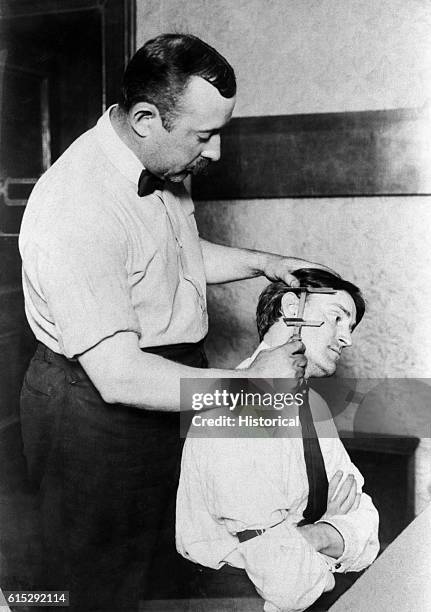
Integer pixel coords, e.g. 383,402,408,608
129,102,162,138
280,291,300,318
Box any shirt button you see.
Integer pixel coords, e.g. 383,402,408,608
334,563,341,570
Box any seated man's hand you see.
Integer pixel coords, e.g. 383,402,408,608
323,471,361,519
246,340,307,380
297,472,362,560
298,522,345,560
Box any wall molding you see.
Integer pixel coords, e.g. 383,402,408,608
193,107,431,199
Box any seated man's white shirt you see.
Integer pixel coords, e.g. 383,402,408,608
176,341,379,612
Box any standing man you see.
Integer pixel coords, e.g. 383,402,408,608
19,34,325,611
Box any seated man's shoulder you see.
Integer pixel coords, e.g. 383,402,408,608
308,388,339,437
309,388,332,419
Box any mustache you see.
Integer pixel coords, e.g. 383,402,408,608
188,158,211,176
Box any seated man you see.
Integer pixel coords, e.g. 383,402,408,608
176,268,379,612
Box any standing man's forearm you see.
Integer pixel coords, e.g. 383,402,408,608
200,238,334,285
79,331,307,411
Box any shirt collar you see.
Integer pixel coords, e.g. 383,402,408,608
237,341,270,369
248,340,270,364
96,104,144,187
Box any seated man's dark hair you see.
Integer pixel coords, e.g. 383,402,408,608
256,268,366,341
119,33,236,129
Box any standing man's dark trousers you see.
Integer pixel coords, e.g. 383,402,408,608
20,340,207,611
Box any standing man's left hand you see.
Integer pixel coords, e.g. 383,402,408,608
262,253,336,287
200,239,336,286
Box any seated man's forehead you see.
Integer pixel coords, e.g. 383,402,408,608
310,290,357,319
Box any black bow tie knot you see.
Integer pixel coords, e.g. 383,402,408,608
137,170,165,197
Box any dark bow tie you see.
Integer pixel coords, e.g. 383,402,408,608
137,169,165,197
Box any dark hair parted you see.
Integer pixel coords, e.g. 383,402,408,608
119,33,236,129
256,268,366,341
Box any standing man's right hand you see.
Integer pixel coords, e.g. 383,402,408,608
247,340,307,379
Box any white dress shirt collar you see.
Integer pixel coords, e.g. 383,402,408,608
236,341,270,370
96,104,144,187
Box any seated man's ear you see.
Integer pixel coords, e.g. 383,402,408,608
129,102,162,138
281,291,300,317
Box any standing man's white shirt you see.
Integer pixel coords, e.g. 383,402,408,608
176,342,379,612
19,106,207,358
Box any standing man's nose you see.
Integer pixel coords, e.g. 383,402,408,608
202,133,221,162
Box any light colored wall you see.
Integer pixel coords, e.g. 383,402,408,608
194,197,431,379
137,0,431,115
136,2,431,451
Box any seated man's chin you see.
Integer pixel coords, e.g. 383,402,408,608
312,363,337,378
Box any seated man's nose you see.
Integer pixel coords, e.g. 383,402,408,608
339,330,353,347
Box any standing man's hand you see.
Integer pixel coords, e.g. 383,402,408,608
199,239,337,286
262,253,337,287
246,340,307,379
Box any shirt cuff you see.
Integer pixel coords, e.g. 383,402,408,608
315,517,358,572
